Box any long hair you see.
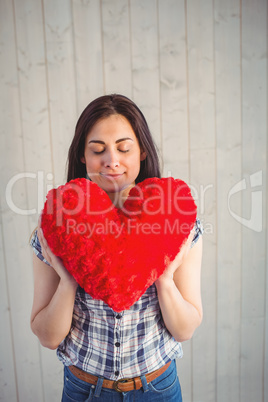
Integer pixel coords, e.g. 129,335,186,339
67,94,161,183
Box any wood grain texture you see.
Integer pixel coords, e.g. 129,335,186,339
130,0,161,148
0,217,18,402
72,0,104,111
43,0,78,186
101,0,132,96
0,1,44,400
186,2,217,400
214,1,242,400
158,0,189,181
240,0,267,401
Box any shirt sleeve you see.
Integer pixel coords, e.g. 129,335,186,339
190,218,204,248
30,230,51,266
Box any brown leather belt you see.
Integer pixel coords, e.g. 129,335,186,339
68,361,171,393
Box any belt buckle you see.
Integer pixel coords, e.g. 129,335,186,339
113,378,133,393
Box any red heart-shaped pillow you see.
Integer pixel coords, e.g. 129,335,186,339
41,177,197,311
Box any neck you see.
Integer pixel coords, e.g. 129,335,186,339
107,183,135,208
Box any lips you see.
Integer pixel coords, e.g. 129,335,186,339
100,173,124,179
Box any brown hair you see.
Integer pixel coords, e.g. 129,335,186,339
66,94,161,183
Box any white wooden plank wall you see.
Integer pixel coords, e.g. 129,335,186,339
214,1,242,400
0,1,267,401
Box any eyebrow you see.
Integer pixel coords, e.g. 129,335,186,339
88,137,134,145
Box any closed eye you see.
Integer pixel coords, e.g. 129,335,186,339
93,150,105,154
93,149,129,155
93,149,130,154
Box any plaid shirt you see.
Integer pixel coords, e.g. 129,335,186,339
31,219,203,380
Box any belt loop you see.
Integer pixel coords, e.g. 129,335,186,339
140,375,149,393
94,377,104,398
134,377,139,389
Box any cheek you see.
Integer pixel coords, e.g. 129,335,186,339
128,155,142,177
84,156,99,172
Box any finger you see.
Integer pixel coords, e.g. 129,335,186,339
38,236,52,265
183,229,195,257
38,211,44,228
181,230,193,251
185,227,195,247
37,227,49,256
189,226,195,239
37,226,44,246
39,230,50,253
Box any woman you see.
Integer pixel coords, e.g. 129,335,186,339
30,94,203,401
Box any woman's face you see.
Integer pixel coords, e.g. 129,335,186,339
81,114,146,202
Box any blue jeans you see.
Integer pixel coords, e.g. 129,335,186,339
61,360,182,401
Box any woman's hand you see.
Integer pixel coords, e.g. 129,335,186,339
37,215,77,286
156,228,195,284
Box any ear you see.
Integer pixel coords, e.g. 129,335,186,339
140,151,147,161
80,156,85,164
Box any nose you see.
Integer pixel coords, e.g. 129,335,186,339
103,150,120,169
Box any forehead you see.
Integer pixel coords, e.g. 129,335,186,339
87,114,137,140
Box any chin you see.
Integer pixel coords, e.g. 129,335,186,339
105,184,129,194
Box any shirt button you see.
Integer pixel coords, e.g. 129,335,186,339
116,314,121,319
115,342,120,347
115,371,119,376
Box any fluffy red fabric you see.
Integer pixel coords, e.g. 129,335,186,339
41,177,197,312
